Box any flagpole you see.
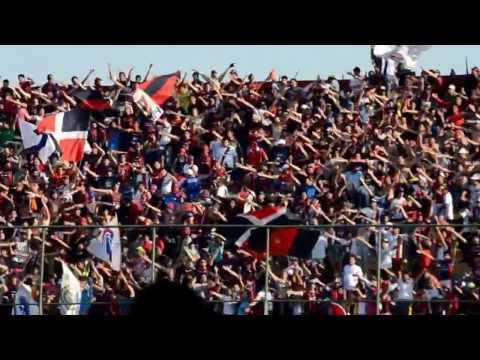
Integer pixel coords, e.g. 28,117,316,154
38,228,46,316
151,226,156,284
466,57,469,75
264,227,270,316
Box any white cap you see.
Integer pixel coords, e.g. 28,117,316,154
459,148,469,155
276,139,286,146
448,84,456,91
472,173,480,181
186,169,194,177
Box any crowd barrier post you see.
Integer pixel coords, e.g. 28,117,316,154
151,226,157,284
264,227,270,316
38,227,47,316
376,230,381,315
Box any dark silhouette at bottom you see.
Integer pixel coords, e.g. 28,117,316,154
129,280,215,316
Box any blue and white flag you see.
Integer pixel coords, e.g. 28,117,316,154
373,45,432,70
87,215,121,271
59,261,82,315
12,282,39,316
19,118,57,163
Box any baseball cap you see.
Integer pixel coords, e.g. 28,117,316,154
276,139,286,146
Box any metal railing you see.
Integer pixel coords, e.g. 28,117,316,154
1,223,479,316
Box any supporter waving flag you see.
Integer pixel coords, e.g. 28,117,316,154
138,72,180,106
36,108,91,162
70,89,111,111
220,205,322,259
11,281,39,316
59,261,82,315
373,45,432,70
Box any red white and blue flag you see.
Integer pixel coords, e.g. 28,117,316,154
36,108,91,162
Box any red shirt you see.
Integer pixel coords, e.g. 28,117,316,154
448,113,465,127
419,249,433,269
246,146,266,168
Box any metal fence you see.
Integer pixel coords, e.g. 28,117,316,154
1,223,479,316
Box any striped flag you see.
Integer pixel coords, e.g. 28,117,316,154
71,89,111,111
219,206,323,258
36,108,90,162
138,72,180,106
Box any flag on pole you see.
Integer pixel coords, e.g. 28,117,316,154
71,89,111,111
373,45,431,70
87,215,121,271
218,206,322,258
18,118,57,163
12,282,39,316
138,72,180,106
59,261,82,315
36,108,91,162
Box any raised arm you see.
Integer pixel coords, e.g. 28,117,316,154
218,63,235,82
107,63,126,88
143,64,153,83
81,69,95,85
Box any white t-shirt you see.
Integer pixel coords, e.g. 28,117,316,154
216,185,229,199
443,192,454,221
395,279,414,300
342,264,364,290
350,77,363,96
385,58,397,77
158,121,172,146
183,164,199,176
380,243,396,270
160,175,173,195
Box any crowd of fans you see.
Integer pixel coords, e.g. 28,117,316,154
2,50,480,315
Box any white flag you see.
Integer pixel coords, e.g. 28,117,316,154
87,215,121,271
19,118,57,163
12,282,39,316
59,261,82,315
132,89,164,121
373,45,431,70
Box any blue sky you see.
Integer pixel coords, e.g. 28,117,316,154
0,45,478,83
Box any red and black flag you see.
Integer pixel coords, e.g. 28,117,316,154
220,206,321,258
138,72,180,106
71,89,111,111
36,108,91,162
